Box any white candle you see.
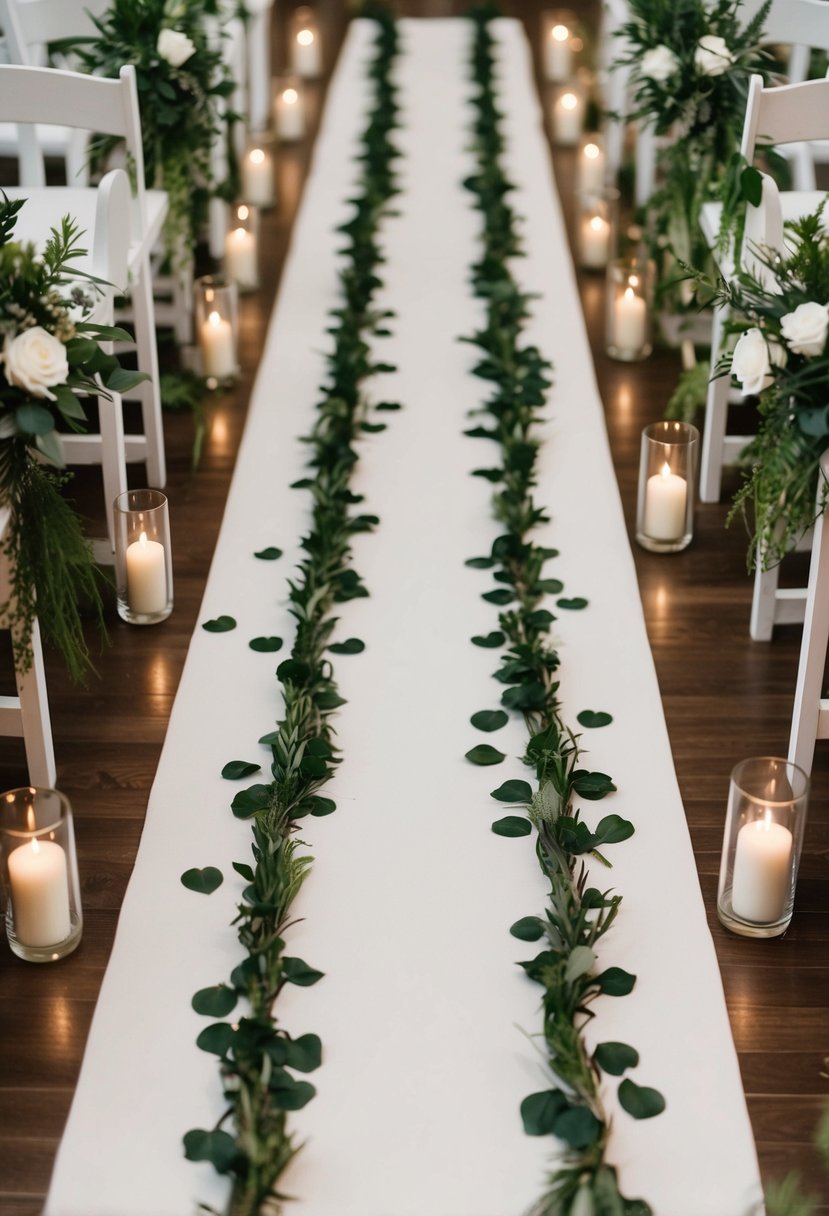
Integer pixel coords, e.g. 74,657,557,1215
200,309,236,383
578,140,605,194
644,462,687,541
580,214,610,269
8,837,71,947
224,225,258,291
292,27,321,77
731,815,793,923
241,147,274,209
613,285,647,352
275,85,306,141
544,23,572,82
126,530,167,615
553,90,583,146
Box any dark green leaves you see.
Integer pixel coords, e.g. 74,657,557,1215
592,814,635,845
596,966,637,997
183,1128,240,1174
490,779,532,803
470,709,508,732
557,596,588,610
328,638,365,655
254,546,283,560
249,636,283,652
282,957,324,987
594,1041,639,1076
510,915,544,941
577,709,613,729
192,985,238,1018
465,744,506,766
520,1089,567,1135
471,630,505,648
491,815,532,837
221,760,261,780
202,615,237,633
618,1079,666,1119
482,588,513,605
181,867,223,895
231,784,272,818
196,1022,236,1057
572,770,617,800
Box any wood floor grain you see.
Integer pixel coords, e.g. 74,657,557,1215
0,2,827,1211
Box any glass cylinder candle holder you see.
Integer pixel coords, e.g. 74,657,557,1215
195,275,239,388
273,74,306,142
606,256,653,361
551,83,585,146
577,132,606,196
0,787,82,962
241,134,276,210
717,757,809,938
224,203,259,293
290,5,321,78
577,188,617,271
113,489,173,625
540,9,578,83
636,420,698,553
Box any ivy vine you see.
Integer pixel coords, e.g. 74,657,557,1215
462,12,664,1216
182,9,401,1214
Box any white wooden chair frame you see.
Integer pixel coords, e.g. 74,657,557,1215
789,451,829,775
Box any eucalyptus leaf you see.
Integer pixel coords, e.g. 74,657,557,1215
594,1041,639,1077
221,760,262,780
282,957,324,987
510,915,545,942
470,709,509,732
577,710,613,729
249,636,283,652
465,743,506,765
471,631,505,648
183,1128,239,1173
557,596,588,610
231,784,272,819
328,638,365,654
596,966,637,997
283,1033,323,1073
192,985,238,1018
180,866,223,895
553,1105,602,1149
491,815,532,837
202,615,237,633
465,556,496,569
195,1022,236,1057
308,795,336,816
520,1089,568,1135
482,588,514,605
593,814,635,845
618,1079,666,1120
490,779,533,803
254,546,283,560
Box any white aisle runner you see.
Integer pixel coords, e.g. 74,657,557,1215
46,19,762,1216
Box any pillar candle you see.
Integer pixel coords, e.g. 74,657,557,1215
544,24,572,82
126,531,167,615
275,86,306,141
200,309,236,382
242,147,274,209
644,462,687,541
578,140,606,194
553,91,583,146
731,816,793,923
292,28,321,77
224,225,258,291
8,838,71,947
580,214,610,269
613,285,647,352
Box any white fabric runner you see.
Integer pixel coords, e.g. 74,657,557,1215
46,19,763,1216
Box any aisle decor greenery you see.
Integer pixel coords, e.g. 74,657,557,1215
65,0,239,264
708,203,829,568
181,11,401,1215
612,0,772,310
0,194,146,682
462,13,664,1215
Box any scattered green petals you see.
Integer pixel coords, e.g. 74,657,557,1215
594,1041,640,1077
577,710,613,729
221,760,262,780
618,1079,666,1120
557,596,588,610
202,615,236,633
254,547,283,560
328,638,365,655
490,779,532,803
471,630,505,648
192,985,238,1018
180,866,223,895
470,709,509,732
465,743,506,766
249,636,283,652
491,815,532,837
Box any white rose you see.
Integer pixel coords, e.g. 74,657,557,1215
640,45,680,84
731,327,772,395
694,34,735,76
2,327,69,400
780,301,829,357
157,28,196,68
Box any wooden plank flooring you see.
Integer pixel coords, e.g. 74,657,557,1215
0,3,827,1211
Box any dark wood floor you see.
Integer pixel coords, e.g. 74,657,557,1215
1,3,827,1213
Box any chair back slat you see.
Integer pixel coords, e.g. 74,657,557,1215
742,73,829,158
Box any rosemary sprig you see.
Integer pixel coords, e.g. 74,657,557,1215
462,12,663,1215
183,10,401,1214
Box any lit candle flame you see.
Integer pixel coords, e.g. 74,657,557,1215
232,227,246,243
584,142,600,161
297,28,314,45
139,530,149,548
283,87,299,105
624,285,636,302
628,274,639,289
248,147,265,166
589,215,606,233
561,92,578,112
208,310,223,330
660,461,672,480
236,204,249,222
551,23,569,42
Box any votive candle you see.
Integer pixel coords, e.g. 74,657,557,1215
553,90,583,146
8,837,71,948
731,815,793,923
200,310,236,382
126,531,167,616
644,462,687,541
242,146,274,209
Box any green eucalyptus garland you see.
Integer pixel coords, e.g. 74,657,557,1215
183,10,400,1215
462,13,664,1216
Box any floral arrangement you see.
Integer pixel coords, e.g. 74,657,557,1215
67,0,239,265
715,204,829,567
613,0,772,306
0,194,146,682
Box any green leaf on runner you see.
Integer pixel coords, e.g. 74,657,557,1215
465,744,506,766
577,710,613,729
618,1079,666,1120
492,815,532,837
202,615,237,632
181,866,223,894
191,985,238,1018
328,638,365,655
594,1041,640,1077
221,760,262,780
471,631,505,648
470,709,509,732
254,547,282,560
490,779,532,803
249,636,283,652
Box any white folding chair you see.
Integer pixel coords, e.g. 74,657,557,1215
207,12,247,262
246,0,275,133
0,57,168,493
789,450,829,775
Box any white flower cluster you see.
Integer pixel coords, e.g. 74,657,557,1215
157,27,196,68
640,34,735,83
731,303,829,395
2,327,69,400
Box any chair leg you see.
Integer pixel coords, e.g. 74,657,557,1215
16,617,56,789
700,303,731,504
789,503,829,775
130,256,167,488
98,388,128,555
750,543,782,642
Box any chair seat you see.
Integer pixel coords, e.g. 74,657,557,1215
701,190,826,279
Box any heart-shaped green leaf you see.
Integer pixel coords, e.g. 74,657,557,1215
181,866,223,894
202,615,236,633
192,985,238,1018
221,760,262,780
249,636,283,652
471,631,505,648
465,744,506,766
282,956,324,987
577,710,613,729
254,547,283,560
328,638,365,655
510,916,545,942
557,597,588,610
618,1079,666,1120
521,1089,567,1136
183,1128,239,1173
596,966,636,996
594,1041,639,1077
470,709,509,732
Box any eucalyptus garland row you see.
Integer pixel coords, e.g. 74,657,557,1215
461,13,664,1216
182,11,401,1215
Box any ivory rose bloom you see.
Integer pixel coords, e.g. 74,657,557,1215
780,302,829,357
695,35,735,76
157,28,196,67
640,45,679,83
731,327,771,395
2,327,69,400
